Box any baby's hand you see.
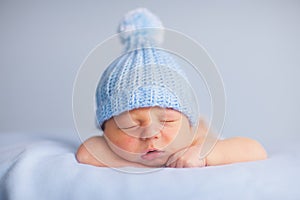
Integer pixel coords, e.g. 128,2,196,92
165,145,206,168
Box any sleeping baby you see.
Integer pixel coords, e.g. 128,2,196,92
76,8,267,168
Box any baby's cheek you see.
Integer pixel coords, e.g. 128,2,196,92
161,128,180,144
115,136,141,152
163,126,192,148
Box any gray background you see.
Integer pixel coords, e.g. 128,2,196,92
1,0,299,143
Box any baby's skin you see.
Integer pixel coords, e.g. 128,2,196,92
76,107,267,168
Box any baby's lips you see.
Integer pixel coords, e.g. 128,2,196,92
141,149,165,161
146,148,158,152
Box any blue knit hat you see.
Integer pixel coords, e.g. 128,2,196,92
96,8,198,129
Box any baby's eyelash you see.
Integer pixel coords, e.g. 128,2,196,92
160,119,178,123
120,125,139,130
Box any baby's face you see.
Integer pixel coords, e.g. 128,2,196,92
103,107,196,167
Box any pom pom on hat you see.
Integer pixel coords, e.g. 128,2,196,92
118,8,164,50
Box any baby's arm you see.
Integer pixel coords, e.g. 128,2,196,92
76,136,148,168
205,137,267,166
166,137,267,168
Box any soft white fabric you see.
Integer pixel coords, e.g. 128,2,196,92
0,133,299,200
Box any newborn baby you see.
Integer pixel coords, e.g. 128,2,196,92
76,8,267,168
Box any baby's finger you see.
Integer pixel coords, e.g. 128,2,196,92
166,155,183,168
166,155,178,167
165,154,178,167
167,150,186,165
166,159,176,168
175,159,184,168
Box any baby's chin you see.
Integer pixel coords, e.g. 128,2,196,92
134,155,170,168
118,153,168,168
136,160,167,168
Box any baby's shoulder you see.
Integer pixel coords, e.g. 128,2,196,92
76,136,109,167
82,135,106,146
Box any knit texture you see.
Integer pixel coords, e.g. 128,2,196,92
96,8,198,129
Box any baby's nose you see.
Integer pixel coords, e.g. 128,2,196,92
139,122,163,139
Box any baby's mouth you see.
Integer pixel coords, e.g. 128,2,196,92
141,149,164,161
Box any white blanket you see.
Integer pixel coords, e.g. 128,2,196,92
0,133,299,200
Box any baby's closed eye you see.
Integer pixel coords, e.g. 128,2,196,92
119,124,139,130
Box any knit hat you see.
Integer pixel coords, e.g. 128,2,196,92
96,8,198,129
